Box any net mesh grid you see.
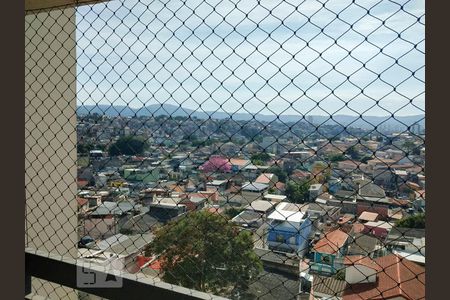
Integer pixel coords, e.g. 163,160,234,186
25,0,425,299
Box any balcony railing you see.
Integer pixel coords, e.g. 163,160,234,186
25,248,226,299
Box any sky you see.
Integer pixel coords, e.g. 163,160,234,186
76,0,425,117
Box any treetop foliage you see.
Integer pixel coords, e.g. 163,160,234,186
145,211,262,295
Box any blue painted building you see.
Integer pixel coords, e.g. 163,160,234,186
327,177,342,195
266,202,313,256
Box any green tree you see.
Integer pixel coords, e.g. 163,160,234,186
360,156,372,164
252,159,264,166
108,135,149,156
395,213,425,229
285,180,311,203
345,146,361,160
402,140,420,155
145,211,262,295
251,153,271,165
77,142,95,155
311,161,331,184
224,207,244,219
328,153,345,162
267,166,288,183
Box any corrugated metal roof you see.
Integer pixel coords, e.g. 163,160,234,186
313,275,346,297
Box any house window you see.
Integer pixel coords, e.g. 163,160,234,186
276,234,284,243
288,236,297,245
321,255,332,265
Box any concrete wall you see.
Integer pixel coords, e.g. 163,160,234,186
25,6,78,299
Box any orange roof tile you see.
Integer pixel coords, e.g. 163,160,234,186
77,197,88,207
358,211,379,222
291,170,311,178
353,223,365,234
255,173,275,184
168,184,185,193
207,207,222,214
313,229,349,254
344,255,382,271
229,158,250,166
149,259,162,270
343,254,425,300
389,198,411,206
77,179,89,188
275,182,285,190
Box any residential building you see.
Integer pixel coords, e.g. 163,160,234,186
264,194,287,202
310,229,350,275
362,221,393,239
267,202,313,256
232,210,264,229
358,211,379,223
309,184,323,201
306,203,341,223
241,182,270,202
83,201,136,239
384,228,425,265
80,233,154,273
347,233,378,256
123,167,160,183
229,158,252,173
255,173,278,189
246,199,278,216
206,179,228,192
342,255,425,300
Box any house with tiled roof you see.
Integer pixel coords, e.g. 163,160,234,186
255,173,278,188
342,254,425,300
363,220,393,239
388,198,411,208
358,211,379,223
310,229,351,275
274,181,286,194
241,181,270,202
266,202,313,256
337,160,360,172
77,178,89,189
384,228,425,265
229,158,251,172
290,169,312,182
343,255,383,290
77,197,89,213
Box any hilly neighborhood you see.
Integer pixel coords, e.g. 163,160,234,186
76,113,425,299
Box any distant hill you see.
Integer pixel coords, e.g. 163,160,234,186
77,104,424,130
